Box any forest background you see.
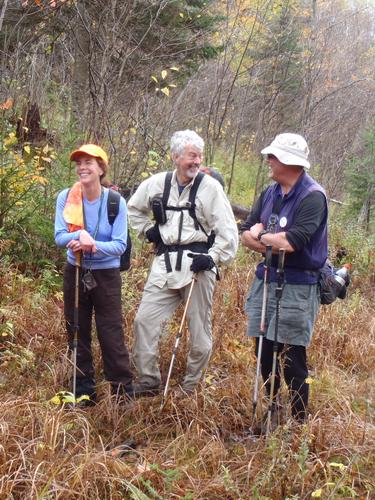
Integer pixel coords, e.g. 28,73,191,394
0,1,374,498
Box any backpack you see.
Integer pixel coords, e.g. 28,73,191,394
107,189,132,272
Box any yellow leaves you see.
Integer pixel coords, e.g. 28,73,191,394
49,392,73,405
311,489,322,497
148,150,159,159
31,175,48,185
302,27,312,38
146,150,160,169
49,391,90,405
153,68,178,96
0,98,13,110
24,145,31,155
141,172,149,178
4,133,18,148
305,377,314,384
329,462,347,471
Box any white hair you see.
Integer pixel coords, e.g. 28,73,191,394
170,130,204,156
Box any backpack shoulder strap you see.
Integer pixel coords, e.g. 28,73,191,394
188,171,205,207
107,188,121,226
188,172,208,233
162,172,173,208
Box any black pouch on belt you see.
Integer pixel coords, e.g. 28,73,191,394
151,196,167,225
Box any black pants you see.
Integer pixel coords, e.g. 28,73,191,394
63,263,133,397
255,337,308,420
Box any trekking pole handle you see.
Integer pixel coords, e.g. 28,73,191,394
265,245,273,269
277,248,285,271
74,250,82,267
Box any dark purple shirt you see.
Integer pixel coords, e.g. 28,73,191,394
241,172,328,284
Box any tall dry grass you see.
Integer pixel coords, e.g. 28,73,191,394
0,256,374,499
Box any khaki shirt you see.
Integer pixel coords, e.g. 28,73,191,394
128,170,238,289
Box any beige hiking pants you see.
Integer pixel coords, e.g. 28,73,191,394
133,270,216,391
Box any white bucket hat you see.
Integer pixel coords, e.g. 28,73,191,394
261,133,310,169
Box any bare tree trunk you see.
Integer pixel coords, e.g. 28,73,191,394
71,1,90,129
227,126,239,196
357,184,373,232
0,0,9,33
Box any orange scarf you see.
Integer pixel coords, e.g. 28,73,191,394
63,182,84,232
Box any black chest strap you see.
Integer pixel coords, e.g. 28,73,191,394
163,172,208,233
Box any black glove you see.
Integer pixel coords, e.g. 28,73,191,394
188,253,215,273
145,224,162,245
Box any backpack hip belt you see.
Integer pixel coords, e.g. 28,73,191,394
156,241,209,273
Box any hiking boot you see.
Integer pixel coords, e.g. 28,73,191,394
133,383,160,398
111,384,134,402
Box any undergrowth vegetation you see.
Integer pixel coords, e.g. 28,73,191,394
0,231,374,499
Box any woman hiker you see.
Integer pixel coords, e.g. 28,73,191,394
54,144,133,405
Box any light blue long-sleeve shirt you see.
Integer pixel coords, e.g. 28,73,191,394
54,187,127,269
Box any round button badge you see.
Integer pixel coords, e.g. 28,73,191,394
279,216,287,228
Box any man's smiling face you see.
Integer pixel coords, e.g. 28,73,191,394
174,145,203,185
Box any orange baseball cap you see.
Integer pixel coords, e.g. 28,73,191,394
70,144,108,165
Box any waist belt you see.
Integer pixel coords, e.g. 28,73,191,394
156,242,209,273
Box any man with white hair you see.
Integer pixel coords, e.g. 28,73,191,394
128,130,238,396
241,133,328,427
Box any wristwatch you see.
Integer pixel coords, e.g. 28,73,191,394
257,229,269,241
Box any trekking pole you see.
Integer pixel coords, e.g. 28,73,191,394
266,248,285,436
252,213,278,420
252,244,273,419
72,251,81,405
160,274,197,409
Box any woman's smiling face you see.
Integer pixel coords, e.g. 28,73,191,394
74,154,103,184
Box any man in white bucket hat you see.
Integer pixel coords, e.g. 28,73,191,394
241,133,328,430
